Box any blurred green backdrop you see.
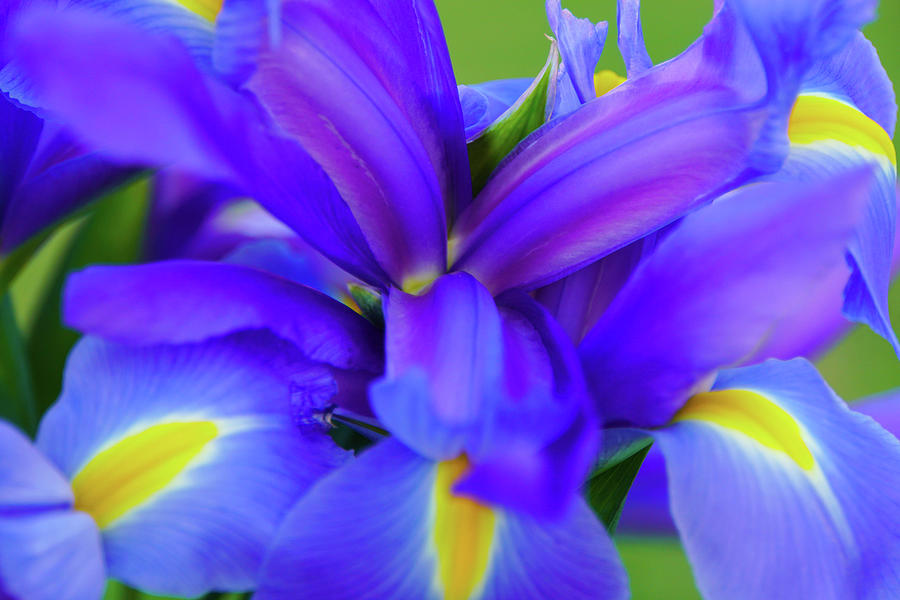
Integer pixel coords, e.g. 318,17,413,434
6,2,898,599
432,0,899,598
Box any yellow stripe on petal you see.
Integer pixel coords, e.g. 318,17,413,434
72,421,218,529
673,390,815,471
172,0,223,22
789,94,897,167
594,70,625,97
433,456,496,600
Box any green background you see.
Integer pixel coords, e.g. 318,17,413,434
6,2,898,599
432,1,899,598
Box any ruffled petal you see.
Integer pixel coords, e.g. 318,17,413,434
654,359,900,599
579,170,872,427
256,439,627,600
36,332,349,597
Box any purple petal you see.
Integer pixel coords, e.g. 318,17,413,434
654,359,900,599
0,95,41,212
616,0,651,77
371,273,595,516
579,170,873,427
450,5,768,293
63,260,382,372
247,0,454,285
9,7,393,287
545,0,607,113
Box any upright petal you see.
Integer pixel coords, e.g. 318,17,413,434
579,170,871,427
450,0,874,293
10,7,392,287
450,4,766,293
654,359,900,599
247,0,451,287
545,0,607,114
64,261,382,371
37,332,349,597
255,439,627,600
616,0,651,77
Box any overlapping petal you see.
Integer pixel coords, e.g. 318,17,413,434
654,359,900,599
64,260,382,371
10,7,392,286
371,272,596,516
616,0,651,77
246,0,461,286
580,170,872,427
256,439,627,600
36,332,348,596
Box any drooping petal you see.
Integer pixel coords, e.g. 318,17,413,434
854,389,900,438
371,273,595,516
450,0,873,293
579,170,872,427
458,78,530,140
37,332,349,597
64,260,382,371
766,32,899,353
654,359,900,599
255,439,627,600
0,423,105,600
615,0,651,77
10,7,392,287
247,0,454,287
726,0,878,169
366,0,472,216
0,511,105,600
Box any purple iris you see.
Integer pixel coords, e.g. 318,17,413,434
0,0,898,598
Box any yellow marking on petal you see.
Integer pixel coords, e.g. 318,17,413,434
674,389,815,471
594,70,626,97
789,94,896,167
433,456,496,600
402,272,439,295
72,421,218,529
172,0,223,22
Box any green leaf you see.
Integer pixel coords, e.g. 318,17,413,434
0,294,36,435
584,435,653,534
347,283,384,329
102,581,250,600
0,170,149,296
466,40,559,195
23,177,151,420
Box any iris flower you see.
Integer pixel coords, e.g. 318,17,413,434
0,0,898,598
